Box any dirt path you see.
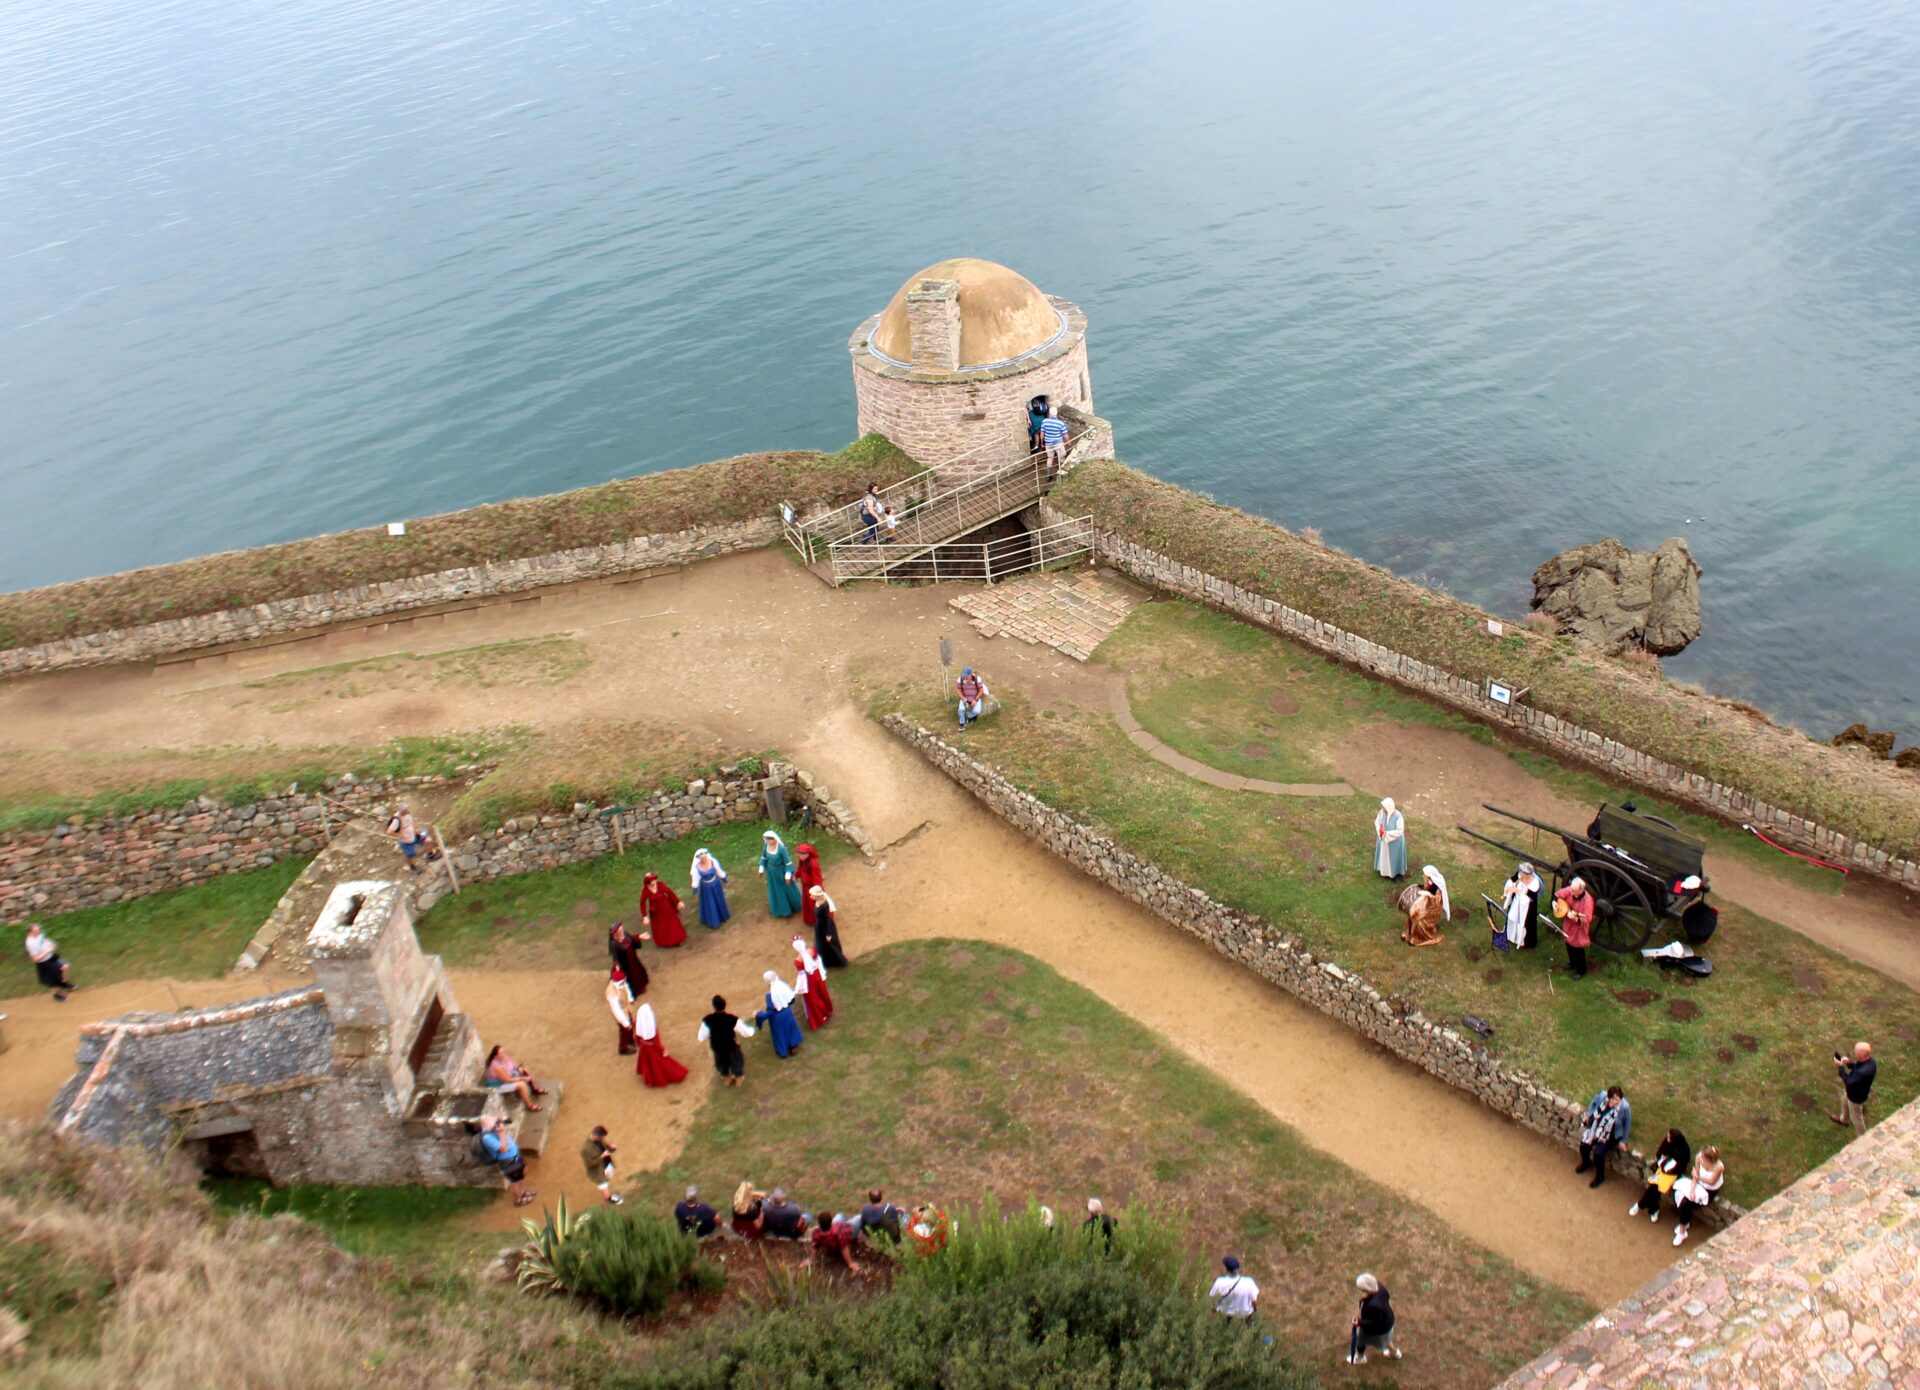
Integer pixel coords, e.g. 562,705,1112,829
5,550,1897,1306
6,725,1676,1306
1330,722,1920,990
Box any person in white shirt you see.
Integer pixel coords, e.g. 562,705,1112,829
606,967,636,1055
1209,1255,1259,1318
24,923,74,1000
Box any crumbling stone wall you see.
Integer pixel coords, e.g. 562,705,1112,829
884,713,1744,1230
0,773,461,925
411,762,872,913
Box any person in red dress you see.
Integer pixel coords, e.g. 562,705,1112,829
633,1001,690,1087
791,935,834,1029
640,872,687,948
794,844,826,928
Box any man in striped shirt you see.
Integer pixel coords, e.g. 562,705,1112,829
1040,406,1070,479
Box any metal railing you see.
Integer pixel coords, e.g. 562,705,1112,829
829,515,1094,586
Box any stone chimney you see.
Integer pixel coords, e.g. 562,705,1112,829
905,278,962,372
308,880,439,1103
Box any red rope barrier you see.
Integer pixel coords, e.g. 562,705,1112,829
1742,823,1850,875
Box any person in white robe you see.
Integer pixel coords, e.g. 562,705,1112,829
1501,863,1544,950
1373,798,1408,879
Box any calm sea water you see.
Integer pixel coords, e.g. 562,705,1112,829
4,0,1918,737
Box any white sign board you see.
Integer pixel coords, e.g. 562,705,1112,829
1487,680,1513,707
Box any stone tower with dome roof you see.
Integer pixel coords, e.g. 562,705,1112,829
849,258,1108,481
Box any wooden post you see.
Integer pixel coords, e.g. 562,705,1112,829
611,813,625,856
434,824,460,894
319,799,331,845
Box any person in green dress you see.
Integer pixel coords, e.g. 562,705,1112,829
757,829,805,918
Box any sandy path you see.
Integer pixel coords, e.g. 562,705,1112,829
1331,722,1920,989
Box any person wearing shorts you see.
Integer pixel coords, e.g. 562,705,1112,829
387,803,430,875
480,1118,536,1207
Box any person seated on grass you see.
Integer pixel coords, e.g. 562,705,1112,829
761,1188,810,1241
24,923,76,1001
857,1188,907,1241
810,1211,864,1274
906,1204,949,1257
479,1116,537,1208
483,1045,548,1111
674,1185,719,1237
730,1181,767,1239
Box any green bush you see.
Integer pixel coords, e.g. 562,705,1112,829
623,1203,1310,1390
626,1259,1305,1390
549,1207,721,1317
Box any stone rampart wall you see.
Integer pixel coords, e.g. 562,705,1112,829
885,713,1744,1230
0,517,778,677
1089,528,1920,890
411,761,871,914
1498,1091,1920,1389
0,774,461,925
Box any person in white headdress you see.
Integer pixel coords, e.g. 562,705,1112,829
754,969,806,1058
1500,862,1544,951
633,1000,689,1087
1372,799,1407,879
757,829,805,918
1401,865,1449,947
691,847,731,928
791,935,834,1029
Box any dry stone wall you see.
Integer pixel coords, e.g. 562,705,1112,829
0,774,461,925
412,761,872,914
1090,528,1920,890
0,517,778,677
885,713,1744,1230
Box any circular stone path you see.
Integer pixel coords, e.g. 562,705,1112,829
1108,685,1353,797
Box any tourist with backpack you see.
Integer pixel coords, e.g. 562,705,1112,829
477,1116,536,1207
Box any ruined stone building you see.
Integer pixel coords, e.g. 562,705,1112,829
49,880,548,1185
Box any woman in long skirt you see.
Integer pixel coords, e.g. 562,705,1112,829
1400,866,1449,947
608,921,648,996
633,1002,689,1087
794,843,826,928
806,886,849,970
691,848,731,929
1373,798,1408,879
640,872,687,948
792,935,834,1028
754,971,806,1058
757,830,805,918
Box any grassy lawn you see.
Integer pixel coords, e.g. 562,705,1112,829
415,820,851,967
204,1180,499,1259
1107,602,1845,897
1053,461,1920,860
883,602,1920,1208
625,939,1587,1387
1,859,306,995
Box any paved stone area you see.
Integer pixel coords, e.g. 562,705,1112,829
949,567,1145,661
1108,687,1353,797
1498,1090,1920,1389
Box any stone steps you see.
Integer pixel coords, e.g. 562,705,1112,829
506,1080,564,1156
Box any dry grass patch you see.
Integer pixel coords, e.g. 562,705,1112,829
0,436,915,651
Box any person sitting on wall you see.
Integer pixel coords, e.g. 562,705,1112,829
674,1185,719,1237
483,1044,548,1112
479,1116,536,1208
761,1189,811,1241
856,1188,907,1242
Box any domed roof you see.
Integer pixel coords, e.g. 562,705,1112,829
872,258,1063,369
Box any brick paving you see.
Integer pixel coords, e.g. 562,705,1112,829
949,567,1146,662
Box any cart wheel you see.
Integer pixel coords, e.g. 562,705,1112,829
1570,858,1656,953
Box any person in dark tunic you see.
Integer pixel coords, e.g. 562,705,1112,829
697,994,754,1087
807,886,850,970
1349,1273,1400,1363
607,921,648,996
1629,1128,1692,1222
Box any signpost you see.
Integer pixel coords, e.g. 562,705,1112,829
939,636,953,700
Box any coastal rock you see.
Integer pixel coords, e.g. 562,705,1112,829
1894,748,1920,771
1832,724,1896,758
1530,537,1702,656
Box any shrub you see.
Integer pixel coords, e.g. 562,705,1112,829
517,1194,591,1295
626,1244,1309,1390
896,1198,1185,1298
548,1207,721,1317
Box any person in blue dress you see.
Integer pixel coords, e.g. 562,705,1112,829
755,970,805,1059
1372,798,1408,880
690,848,731,929
757,830,805,918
